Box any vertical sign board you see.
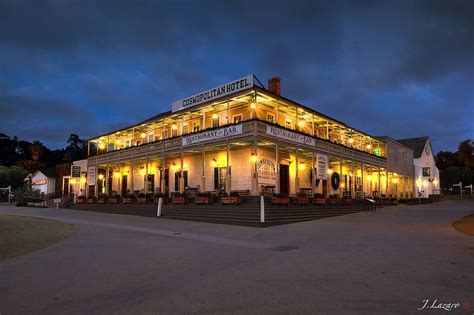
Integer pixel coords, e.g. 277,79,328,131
316,154,328,180
256,158,276,185
172,74,254,113
71,165,81,177
87,167,96,186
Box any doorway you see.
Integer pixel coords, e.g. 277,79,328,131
121,175,128,195
279,164,289,196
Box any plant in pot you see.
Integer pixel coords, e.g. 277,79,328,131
196,192,212,205
172,192,187,204
296,192,309,205
328,194,340,205
97,193,108,204
312,193,326,205
122,193,136,204
87,195,96,204
136,193,148,204
221,192,241,205
76,195,87,204
108,193,120,204
272,193,290,205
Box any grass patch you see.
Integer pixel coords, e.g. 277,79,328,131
452,214,474,236
0,214,78,261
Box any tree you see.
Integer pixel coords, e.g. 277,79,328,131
458,140,473,168
0,166,29,189
63,134,87,162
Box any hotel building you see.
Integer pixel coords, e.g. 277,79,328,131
85,75,414,199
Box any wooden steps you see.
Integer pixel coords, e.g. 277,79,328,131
70,201,374,226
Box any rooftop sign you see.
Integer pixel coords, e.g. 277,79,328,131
172,74,254,112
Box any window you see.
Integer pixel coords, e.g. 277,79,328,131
162,130,168,139
214,167,227,191
148,133,155,143
233,114,243,124
193,121,200,132
182,125,189,135
267,112,275,123
125,139,131,147
422,167,430,177
172,129,178,137
285,119,292,129
212,116,220,128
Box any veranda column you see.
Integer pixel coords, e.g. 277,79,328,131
225,141,231,194
295,146,299,195
275,143,280,194
311,149,316,194
252,141,258,195
105,163,109,195
378,167,381,195
94,165,98,197
161,156,166,194
361,163,364,197
145,145,149,194
339,157,343,196
201,144,206,192
179,146,184,193
130,159,134,193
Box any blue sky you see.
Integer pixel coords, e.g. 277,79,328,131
0,0,472,152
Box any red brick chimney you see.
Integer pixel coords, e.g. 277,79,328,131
268,76,281,95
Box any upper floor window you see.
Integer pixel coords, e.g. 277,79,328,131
422,167,430,177
212,114,220,128
148,133,155,143
162,130,168,139
193,121,200,132
267,112,275,123
182,125,189,135
233,114,243,124
285,119,292,129
172,129,178,137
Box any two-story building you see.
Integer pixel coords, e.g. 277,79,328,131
85,75,392,199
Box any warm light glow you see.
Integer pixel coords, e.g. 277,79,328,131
171,124,178,130
393,177,399,184
98,174,104,180
139,168,146,176
416,178,423,188
113,172,121,178
298,162,306,170
170,163,177,171
367,175,372,181
70,178,77,185
366,144,372,149
250,154,257,163
140,132,146,139
250,102,257,110
212,113,218,120
327,169,333,175
340,183,345,189
348,138,354,144
433,178,439,186
297,120,306,128
422,180,428,188
115,139,121,145
80,177,86,184
210,159,218,167
98,142,106,150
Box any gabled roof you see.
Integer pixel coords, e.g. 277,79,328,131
397,136,429,158
31,168,56,178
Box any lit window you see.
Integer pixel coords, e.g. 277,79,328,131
285,119,292,128
182,125,189,135
193,121,200,132
162,130,168,139
267,112,275,123
212,115,220,128
148,133,155,143
233,114,243,124
172,129,178,137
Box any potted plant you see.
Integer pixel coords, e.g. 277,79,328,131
87,195,96,204
312,193,326,205
136,193,148,204
108,193,120,204
272,193,290,205
328,194,340,205
295,192,310,205
196,192,212,205
172,193,188,204
76,195,87,204
122,193,136,204
97,193,108,204
221,192,241,205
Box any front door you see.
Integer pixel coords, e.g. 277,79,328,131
279,164,289,196
121,175,128,195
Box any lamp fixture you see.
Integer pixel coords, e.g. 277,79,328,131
348,138,354,144
70,178,76,185
250,153,257,163
98,142,106,150
140,132,146,139
327,169,333,175
297,120,305,128
98,174,104,180
212,113,218,120
366,144,372,149
171,124,178,130
210,158,218,167
298,161,306,170
250,102,257,110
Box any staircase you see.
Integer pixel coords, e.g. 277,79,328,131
71,199,374,226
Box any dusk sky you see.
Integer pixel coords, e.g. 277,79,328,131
0,0,472,152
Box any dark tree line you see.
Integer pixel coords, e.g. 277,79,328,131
0,133,87,189
436,140,474,190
